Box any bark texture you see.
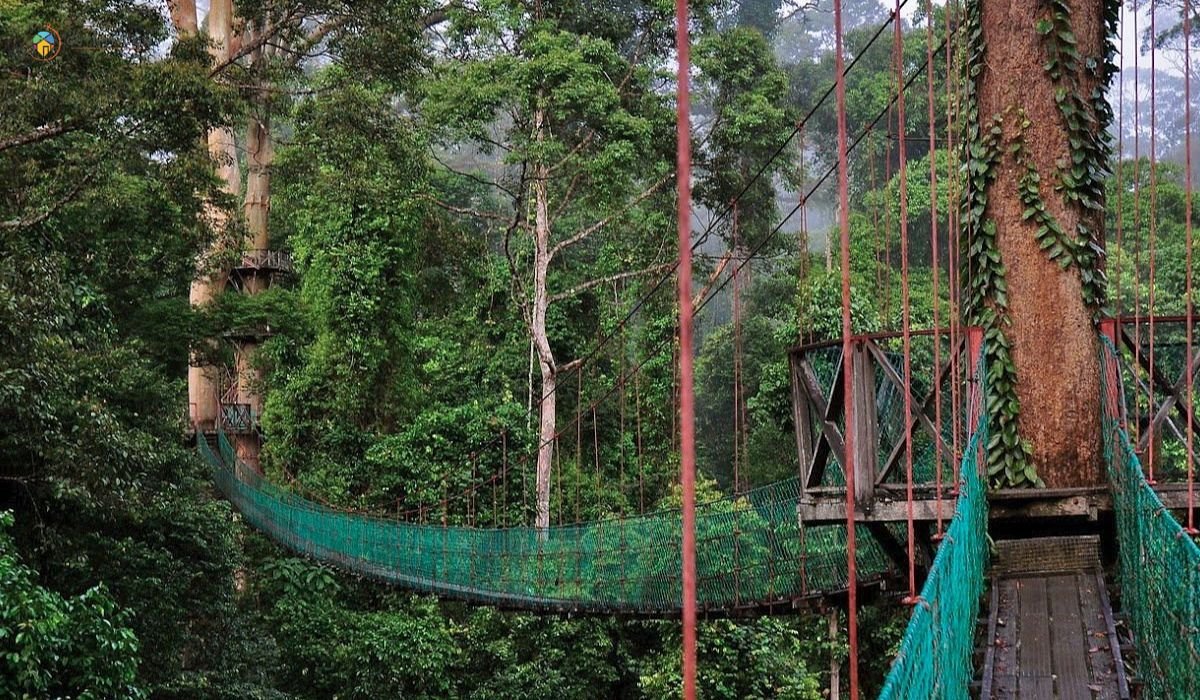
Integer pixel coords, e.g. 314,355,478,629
532,105,556,530
183,0,241,431
978,0,1105,486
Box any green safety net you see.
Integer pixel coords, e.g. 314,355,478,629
1100,337,1200,698
199,431,894,613
877,354,990,700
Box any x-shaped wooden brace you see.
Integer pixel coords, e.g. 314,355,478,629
1119,327,1200,458
869,337,963,487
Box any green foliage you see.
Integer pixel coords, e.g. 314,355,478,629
694,25,795,251
637,617,824,700
0,512,143,699
0,3,285,696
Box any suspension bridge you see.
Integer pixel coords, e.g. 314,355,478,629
185,0,1200,694
195,320,1200,697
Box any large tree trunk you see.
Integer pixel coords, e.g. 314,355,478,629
186,0,241,432
977,0,1108,486
234,87,274,469
532,110,556,529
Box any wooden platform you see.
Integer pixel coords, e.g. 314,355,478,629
796,482,1200,524
981,571,1130,699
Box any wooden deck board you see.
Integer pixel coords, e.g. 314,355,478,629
1046,575,1091,700
1018,577,1055,694
983,573,1129,699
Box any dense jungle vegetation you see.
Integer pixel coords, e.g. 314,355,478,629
1,0,1196,696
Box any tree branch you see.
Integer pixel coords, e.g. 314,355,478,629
549,171,585,225
419,194,511,223
287,15,350,66
692,250,732,307
0,122,73,152
549,262,674,304
0,173,95,231
209,8,305,77
548,174,671,258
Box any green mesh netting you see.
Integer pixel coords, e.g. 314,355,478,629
1101,337,1200,698
199,431,893,612
877,356,990,700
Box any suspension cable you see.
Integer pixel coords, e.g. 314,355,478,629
833,0,860,693
1185,0,1195,531
1133,5,1144,455
925,0,944,538
893,0,918,603
1149,0,1159,483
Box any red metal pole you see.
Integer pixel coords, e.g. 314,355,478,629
832,0,860,693
893,0,917,604
924,0,943,539
675,1,698,697
1184,0,1195,533
1148,1,1159,485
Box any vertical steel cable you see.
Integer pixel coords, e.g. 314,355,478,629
1116,3,1126,316
1133,6,1144,454
894,0,918,602
832,0,861,692
733,201,743,494
925,0,943,536
1149,0,1160,482
947,0,962,476
1184,0,1195,530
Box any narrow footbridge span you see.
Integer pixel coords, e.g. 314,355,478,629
199,433,895,614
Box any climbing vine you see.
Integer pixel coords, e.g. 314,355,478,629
961,0,1038,487
961,0,1117,487
1035,0,1118,314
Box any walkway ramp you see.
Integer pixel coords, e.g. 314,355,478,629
981,537,1129,700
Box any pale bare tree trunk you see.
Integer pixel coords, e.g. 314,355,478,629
168,0,198,34
185,0,241,433
234,85,274,469
532,103,557,529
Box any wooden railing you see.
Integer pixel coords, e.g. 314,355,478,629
1108,315,1200,482
788,328,982,502
236,248,293,274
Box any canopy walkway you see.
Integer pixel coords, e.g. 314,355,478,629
199,433,897,615
198,328,1200,695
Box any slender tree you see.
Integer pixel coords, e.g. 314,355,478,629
419,1,691,528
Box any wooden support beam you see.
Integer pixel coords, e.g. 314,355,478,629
867,341,958,485
849,342,877,509
798,495,957,523
798,356,847,490
799,483,1200,523
790,353,815,487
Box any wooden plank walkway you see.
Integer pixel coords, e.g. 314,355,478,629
981,571,1129,699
